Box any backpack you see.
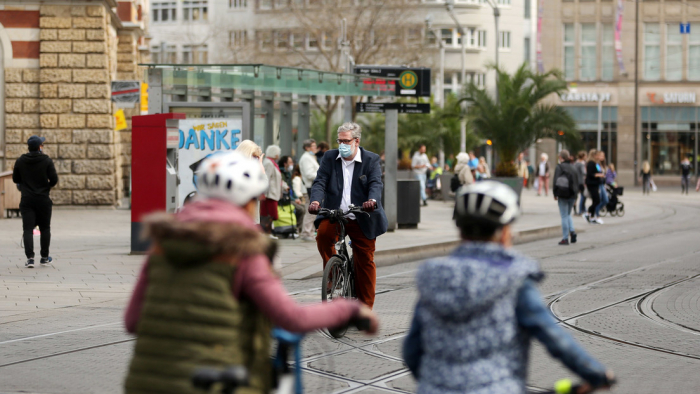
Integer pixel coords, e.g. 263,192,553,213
554,165,575,198
450,174,461,192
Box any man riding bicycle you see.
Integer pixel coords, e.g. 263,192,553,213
309,122,388,309
403,181,614,394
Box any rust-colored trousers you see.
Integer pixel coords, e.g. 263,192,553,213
317,219,377,308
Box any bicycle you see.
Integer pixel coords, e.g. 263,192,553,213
318,204,369,339
192,319,371,394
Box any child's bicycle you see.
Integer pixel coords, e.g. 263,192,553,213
192,319,371,394
318,205,369,338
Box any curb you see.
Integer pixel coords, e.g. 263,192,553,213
289,224,568,280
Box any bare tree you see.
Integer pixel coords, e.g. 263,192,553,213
226,0,433,142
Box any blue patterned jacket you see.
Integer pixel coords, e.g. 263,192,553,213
404,242,607,394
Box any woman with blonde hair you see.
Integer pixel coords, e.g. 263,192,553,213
536,153,550,196
585,149,605,224
640,161,652,195
236,140,265,223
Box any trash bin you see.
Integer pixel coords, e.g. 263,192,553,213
397,179,420,229
0,170,21,218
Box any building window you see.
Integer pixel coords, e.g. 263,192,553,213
642,129,695,176
644,23,661,81
524,37,530,63
497,0,511,5
666,24,682,81
441,29,454,46
195,45,208,63
182,45,192,63
322,32,332,50
563,23,574,80
165,45,177,63
259,31,273,51
230,0,247,8
151,45,161,63
472,73,485,88
602,23,614,81
274,0,288,8
260,0,272,8
276,31,289,50
291,32,304,49
307,33,318,50
524,0,530,19
580,23,596,81
499,31,511,49
407,28,422,46
183,1,208,21
152,2,176,22
689,24,700,80
230,30,248,47
477,30,487,48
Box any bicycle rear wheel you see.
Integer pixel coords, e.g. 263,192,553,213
322,256,350,338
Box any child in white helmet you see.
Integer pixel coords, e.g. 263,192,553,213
124,152,378,394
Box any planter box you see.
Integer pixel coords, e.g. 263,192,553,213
490,177,524,202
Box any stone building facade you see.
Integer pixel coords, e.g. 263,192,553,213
1,0,146,206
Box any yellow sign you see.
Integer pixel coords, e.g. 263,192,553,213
115,109,127,131
399,70,418,90
140,83,148,113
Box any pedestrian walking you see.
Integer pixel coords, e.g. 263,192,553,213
640,161,652,195
403,182,614,394
526,160,534,188
261,145,283,236
681,157,691,194
553,150,579,245
299,139,320,241
585,149,605,224
516,152,529,188
411,145,430,206
123,152,378,394
574,151,587,215
12,135,58,268
536,153,550,196
454,152,475,188
291,165,306,233
315,141,329,161
596,153,610,218
606,163,617,187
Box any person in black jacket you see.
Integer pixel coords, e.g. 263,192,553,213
12,135,58,268
585,149,605,224
553,150,580,245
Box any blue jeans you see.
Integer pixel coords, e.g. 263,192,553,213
415,173,427,201
578,191,586,215
558,197,576,240
595,184,609,216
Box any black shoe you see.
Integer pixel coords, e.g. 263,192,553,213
40,256,52,265
570,232,577,244
558,239,569,246
25,258,34,268
422,200,428,206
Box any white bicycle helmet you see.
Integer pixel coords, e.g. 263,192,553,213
195,151,269,206
455,181,520,226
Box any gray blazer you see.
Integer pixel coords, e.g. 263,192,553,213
263,158,283,201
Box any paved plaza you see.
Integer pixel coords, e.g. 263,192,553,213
1,189,700,393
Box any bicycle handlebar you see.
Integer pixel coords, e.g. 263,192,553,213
537,377,616,394
318,205,370,219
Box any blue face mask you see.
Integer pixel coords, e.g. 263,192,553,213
339,143,354,158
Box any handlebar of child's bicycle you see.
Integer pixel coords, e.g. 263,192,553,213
536,377,616,394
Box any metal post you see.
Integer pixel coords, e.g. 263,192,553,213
633,0,639,186
262,92,274,149
439,42,446,168
494,6,500,103
342,18,353,122
148,68,163,114
242,90,255,144
297,95,310,161
280,93,293,156
597,96,603,151
385,109,398,232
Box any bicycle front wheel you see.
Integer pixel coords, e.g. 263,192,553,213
322,256,350,338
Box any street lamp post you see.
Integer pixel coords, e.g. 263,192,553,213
445,0,468,153
426,15,447,168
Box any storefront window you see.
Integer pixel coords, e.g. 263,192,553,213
642,126,695,175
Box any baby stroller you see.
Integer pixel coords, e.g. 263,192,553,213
272,192,298,239
599,184,624,217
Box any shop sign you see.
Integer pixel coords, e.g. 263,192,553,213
647,92,696,104
560,92,612,102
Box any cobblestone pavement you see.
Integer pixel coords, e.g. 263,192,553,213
1,189,700,393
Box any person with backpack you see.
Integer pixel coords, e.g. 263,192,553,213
452,152,474,192
402,181,614,394
553,150,580,245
